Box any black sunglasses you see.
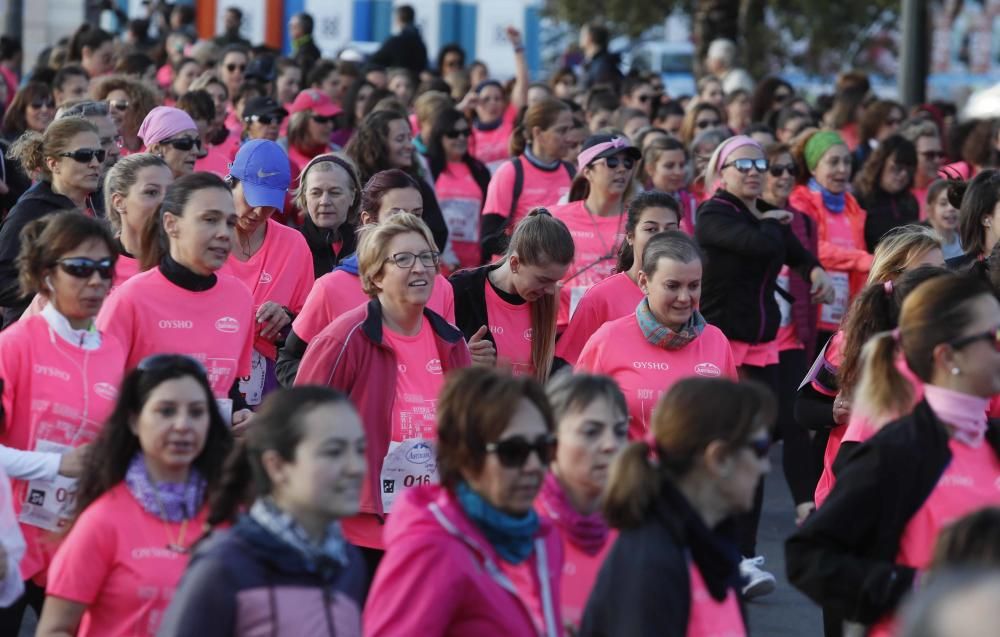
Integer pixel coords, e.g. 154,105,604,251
769,163,796,177
949,328,1000,353
636,95,653,103
485,434,557,468
744,435,771,459
444,128,470,139
723,158,769,174
248,114,283,125
696,119,720,129
603,156,635,170
160,137,203,152
30,98,55,109
59,148,107,164
311,114,336,125
54,257,114,280
226,63,246,73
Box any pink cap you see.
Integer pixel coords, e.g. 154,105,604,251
289,89,343,117
137,106,198,146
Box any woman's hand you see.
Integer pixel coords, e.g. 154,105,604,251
456,90,479,113
468,325,497,367
762,209,794,224
832,392,852,426
57,444,90,478
506,26,523,50
231,409,253,437
256,302,291,341
809,267,836,304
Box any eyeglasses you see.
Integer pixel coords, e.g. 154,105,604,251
744,435,771,459
949,328,1000,352
54,257,113,280
311,114,335,124
59,148,107,164
920,150,946,161
603,156,636,170
107,99,129,112
384,250,441,269
485,434,557,468
444,128,470,139
29,98,55,110
137,353,207,373
248,114,283,125
723,158,769,174
769,163,796,177
226,63,246,73
159,137,203,152
696,119,720,129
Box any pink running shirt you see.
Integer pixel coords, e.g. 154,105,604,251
484,280,534,376
686,559,746,637
482,158,573,229
436,161,484,269
470,104,517,173
556,272,644,366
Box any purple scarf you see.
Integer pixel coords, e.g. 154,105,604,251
124,453,206,522
538,472,609,556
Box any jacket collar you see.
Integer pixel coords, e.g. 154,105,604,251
361,298,465,345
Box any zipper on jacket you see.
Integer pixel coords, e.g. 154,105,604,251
323,586,337,637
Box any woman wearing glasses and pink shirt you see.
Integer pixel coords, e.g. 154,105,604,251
365,367,562,637
296,213,471,580
137,106,207,179
0,212,125,634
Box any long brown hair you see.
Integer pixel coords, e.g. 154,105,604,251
603,378,775,528
506,209,574,381
509,98,569,157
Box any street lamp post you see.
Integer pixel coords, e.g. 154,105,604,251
899,0,928,107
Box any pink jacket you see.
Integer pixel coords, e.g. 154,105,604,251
364,484,564,637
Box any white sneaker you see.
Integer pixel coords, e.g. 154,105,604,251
740,555,776,599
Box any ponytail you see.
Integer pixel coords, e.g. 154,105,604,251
510,98,569,158
603,441,661,528
568,173,590,202
853,332,914,429
509,122,528,156
7,131,45,177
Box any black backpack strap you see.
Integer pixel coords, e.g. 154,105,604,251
510,156,524,219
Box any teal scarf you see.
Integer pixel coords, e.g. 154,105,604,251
635,298,706,350
455,481,538,564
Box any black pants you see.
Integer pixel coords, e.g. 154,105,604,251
0,580,45,634
777,348,822,505
735,362,779,557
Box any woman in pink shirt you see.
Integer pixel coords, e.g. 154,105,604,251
469,27,529,173
788,274,1000,636
97,173,255,433
577,231,738,439
365,367,562,637
137,106,207,179
36,355,233,637
295,213,471,577
284,89,338,183
189,76,240,174
580,377,774,637
450,209,574,380
220,140,314,408
0,212,126,634
642,137,698,233
551,134,642,327
539,373,627,631
557,191,681,366
277,169,455,386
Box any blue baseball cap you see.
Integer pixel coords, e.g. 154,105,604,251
229,139,291,210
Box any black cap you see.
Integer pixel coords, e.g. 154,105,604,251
242,96,288,121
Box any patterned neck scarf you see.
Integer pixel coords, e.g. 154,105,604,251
249,497,349,569
123,453,205,522
635,297,706,350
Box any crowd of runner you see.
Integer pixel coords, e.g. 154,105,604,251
0,3,998,636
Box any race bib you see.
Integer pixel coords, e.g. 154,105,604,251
820,272,850,327
239,349,267,407
775,272,793,328
380,438,438,513
19,440,79,531
440,198,481,243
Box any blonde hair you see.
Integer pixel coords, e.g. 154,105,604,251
7,118,99,181
414,91,452,130
357,212,437,298
867,225,942,285
104,153,170,232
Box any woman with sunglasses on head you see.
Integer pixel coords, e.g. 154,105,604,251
539,373,627,631
157,386,366,636
219,140,314,409
787,274,1000,637
854,135,920,253
365,366,561,637
35,355,232,637
791,130,874,341
427,108,491,269
0,82,54,142
296,213,471,577
557,192,681,367
480,98,575,262
948,169,1000,269
450,209,574,378
0,118,104,325
277,169,455,386
90,75,158,154
577,231,738,440
549,133,641,328
137,106,206,179
580,377,775,637
0,212,125,634
679,102,724,148
293,153,362,278
97,173,255,433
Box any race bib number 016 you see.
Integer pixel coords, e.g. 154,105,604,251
380,438,438,513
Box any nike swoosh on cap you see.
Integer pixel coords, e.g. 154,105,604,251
257,168,280,179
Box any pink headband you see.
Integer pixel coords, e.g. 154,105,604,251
710,135,763,193
137,106,198,146
577,136,631,173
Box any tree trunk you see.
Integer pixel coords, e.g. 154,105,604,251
739,0,768,80
692,0,741,77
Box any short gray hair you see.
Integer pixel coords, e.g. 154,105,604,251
707,39,736,65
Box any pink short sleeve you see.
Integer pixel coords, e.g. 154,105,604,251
46,499,115,604
483,161,517,218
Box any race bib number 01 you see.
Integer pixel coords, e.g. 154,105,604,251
380,438,438,513
19,440,78,531
440,198,481,243
820,272,850,326
239,349,267,406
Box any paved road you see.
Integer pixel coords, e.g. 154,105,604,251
747,443,824,635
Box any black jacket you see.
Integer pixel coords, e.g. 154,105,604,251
370,25,428,76
293,35,322,80
696,190,820,345
859,189,920,252
0,181,81,326
0,141,31,220
579,479,744,637
583,49,623,91
299,215,357,280
448,263,528,346
786,400,1000,625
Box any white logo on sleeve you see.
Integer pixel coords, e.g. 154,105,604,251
215,317,240,333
